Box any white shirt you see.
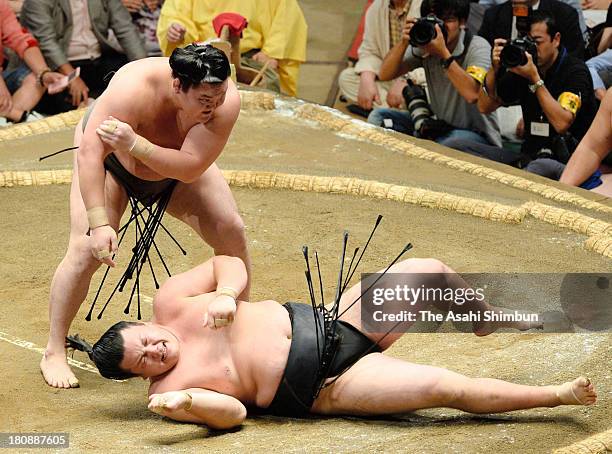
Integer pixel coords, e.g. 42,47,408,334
511,1,540,39
67,0,102,61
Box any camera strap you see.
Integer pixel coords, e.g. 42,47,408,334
456,29,474,65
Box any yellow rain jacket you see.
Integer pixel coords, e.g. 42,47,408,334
157,0,307,96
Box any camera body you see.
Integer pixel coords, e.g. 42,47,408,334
500,37,538,68
409,14,448,46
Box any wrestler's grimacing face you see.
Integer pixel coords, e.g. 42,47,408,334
180,80,228,123
119,324,179,378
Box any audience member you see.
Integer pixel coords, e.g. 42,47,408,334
582,0,611,10
121,0,164,56
479,0,585,58
560,87,612,195
156,0,307,97
369,0,502,149
7,0,22,15
20,0,146,113
459,12,598,181
586,4,612,100
1,0,63,122
338,0,423,112
478,0,587,38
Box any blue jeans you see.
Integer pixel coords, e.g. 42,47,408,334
367,107,491,147
2,63,31,94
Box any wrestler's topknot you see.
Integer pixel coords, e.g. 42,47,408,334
170,44,231,91
70,321,144,380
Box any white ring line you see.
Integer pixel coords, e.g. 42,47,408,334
0,330,99,375
0,294,155,379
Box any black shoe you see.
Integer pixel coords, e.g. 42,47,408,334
346,104,371,118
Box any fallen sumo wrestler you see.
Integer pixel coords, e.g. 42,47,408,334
67,219,596,428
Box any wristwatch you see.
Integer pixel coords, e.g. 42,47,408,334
441,55,456,70
529,79,545,93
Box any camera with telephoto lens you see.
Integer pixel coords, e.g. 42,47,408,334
409,14,448,46
500,37,538,68
402,81,433,136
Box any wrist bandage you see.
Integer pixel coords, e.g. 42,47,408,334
184,392,193,411
128,134,154,160
87,206,109,229
217,286,239,300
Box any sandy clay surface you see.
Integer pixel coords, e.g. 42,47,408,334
0,102,610,453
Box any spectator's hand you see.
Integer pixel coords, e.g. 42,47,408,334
143,0,160,10
516,117,525,139
387,77,408,108
581,0,609,9
167,22,186,44
69,77,89,107
422,24,449,58
89,225,117,267
148,391,191,414
204,295,236,329
402,17,418,44
492,38,507,72
357,77,380,110
42,71,66,95
509,52,540,83
121,0,143,13
0,80,13,116
595,87,607,101
96,116,138,153
251,51,279,70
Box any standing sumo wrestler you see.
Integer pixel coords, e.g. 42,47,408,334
41,44,250,389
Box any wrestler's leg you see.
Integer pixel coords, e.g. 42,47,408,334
166,163,250,299
336,258,539,349
41,120,128,388
311,353,596,416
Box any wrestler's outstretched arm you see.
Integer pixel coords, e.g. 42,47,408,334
95,81,241,183
148,388,247,429
153,256,247,327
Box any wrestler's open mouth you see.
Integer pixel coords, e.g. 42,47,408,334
161,342,167,362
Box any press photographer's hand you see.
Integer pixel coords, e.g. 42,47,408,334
402,17,417,44
509,52,540,83
492,38,507,72
423,24,449,58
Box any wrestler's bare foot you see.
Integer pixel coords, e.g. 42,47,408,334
473,308,543,336
40,350,79,389
555,377,597,406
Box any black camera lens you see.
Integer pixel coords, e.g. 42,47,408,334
500,44,527,67
500,37,537,68
409,21,437,46
409,15,445,47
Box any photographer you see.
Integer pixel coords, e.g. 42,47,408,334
370,0,502,149
468,12,598,180
478,0,584,58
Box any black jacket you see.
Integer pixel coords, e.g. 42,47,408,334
478,0,585,59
